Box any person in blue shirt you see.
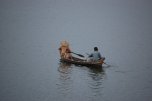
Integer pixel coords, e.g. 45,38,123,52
88,47,105,62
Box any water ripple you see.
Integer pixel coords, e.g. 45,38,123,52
57,63,73,97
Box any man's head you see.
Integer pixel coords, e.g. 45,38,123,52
94,47,98,51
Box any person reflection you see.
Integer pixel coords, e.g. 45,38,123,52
58,62,72,74
57,63,73,97
87,67,106,99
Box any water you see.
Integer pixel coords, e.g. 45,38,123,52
0,0,152,101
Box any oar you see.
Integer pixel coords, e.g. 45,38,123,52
70,52,85,57
103,62,111,67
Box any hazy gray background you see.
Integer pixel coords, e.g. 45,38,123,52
0,0,152,101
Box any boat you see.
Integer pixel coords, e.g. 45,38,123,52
60,56,103,68
58,41,104,68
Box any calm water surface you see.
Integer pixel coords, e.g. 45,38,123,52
0,0,152,101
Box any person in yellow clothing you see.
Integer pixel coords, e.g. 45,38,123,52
58,41,72,59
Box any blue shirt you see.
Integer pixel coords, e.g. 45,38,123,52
89,51,102,61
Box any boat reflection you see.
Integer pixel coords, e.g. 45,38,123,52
87,66,104,74
58,62,72,74
87,66,105,100
57,62,106,100
57,63,73,98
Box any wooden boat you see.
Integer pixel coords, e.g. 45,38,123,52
60,57,103,68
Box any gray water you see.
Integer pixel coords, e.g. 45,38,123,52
0,0,152,101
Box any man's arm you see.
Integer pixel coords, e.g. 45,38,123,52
98,53,102,59
89,53,93,57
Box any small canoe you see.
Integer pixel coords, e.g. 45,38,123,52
60,57,103,68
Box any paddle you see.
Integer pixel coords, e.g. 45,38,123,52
70,52,85,57
103,62,111,67
103,62,108,65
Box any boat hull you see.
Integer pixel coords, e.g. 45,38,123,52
60,57,103,68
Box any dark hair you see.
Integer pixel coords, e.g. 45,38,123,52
94,47,98,51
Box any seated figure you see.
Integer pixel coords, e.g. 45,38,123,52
88,47,105,62
59,40,72,59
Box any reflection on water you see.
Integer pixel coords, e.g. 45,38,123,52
58,63,72,74
57,63,73,97
87,67,105,100
57,63,105,100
